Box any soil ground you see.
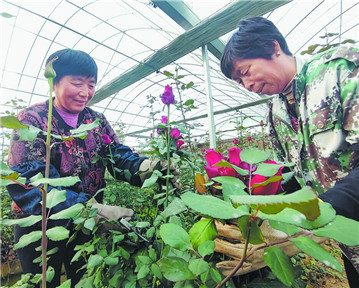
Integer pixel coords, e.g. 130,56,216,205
304,240,349,288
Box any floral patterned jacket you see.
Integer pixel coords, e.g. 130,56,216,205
7,100,146,217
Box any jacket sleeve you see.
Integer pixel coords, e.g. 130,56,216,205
319,166,359,221
109,144,147,187
7,161,91,216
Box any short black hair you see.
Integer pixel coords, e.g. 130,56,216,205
45,49,98,85
220,17,292,79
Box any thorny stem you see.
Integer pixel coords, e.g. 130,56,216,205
248,163,253,195
174,78,192,151
165,104,171,207
261,123,266,151
41,76,54,288
216,224,312,288
108,144,116,177
192,248,203,259
216,217,253,288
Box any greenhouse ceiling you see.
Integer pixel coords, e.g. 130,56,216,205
1,0,358,149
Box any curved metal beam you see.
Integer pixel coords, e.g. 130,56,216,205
90,0,290,105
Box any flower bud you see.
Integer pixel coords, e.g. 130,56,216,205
44,56,58,79
102,134,112,145
160,85,175,105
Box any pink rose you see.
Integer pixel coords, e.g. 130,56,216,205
170,128,181,139
205,149,224,166
176,139,184,149
102,134,112,145
228,147,242,166
161,116,168,124
228,147,251,170
250,161,283,195
204,149,235,179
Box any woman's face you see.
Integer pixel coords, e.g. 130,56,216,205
53,75,96,113
230,56,290,95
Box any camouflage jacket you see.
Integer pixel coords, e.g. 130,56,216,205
268,45,359,194
268,46,359,273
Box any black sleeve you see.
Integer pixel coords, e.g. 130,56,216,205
7,161,91,216
109,143,147,187
319,167,359,221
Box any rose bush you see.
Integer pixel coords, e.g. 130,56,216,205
183,146,359,287
202,147,283,196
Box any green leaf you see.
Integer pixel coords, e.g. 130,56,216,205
290,236,342,271
138,255,152,265
161,197,187,219
258,201,335,230
18,125,42,141
151,263,162,279
58,279,71,288
158,257,196,281
31,175,80,187
119,247,130,260
71,250,82,264
0,115,27,129
184,99,194,106
163,70,174,77
149,248,157,261
212,160,249,176
47,226,69,241
137,265,150,279
189,218,217,250
49,203,84,220
70,119,100,138
198,240,215,257
14,230,42,250
209,268,222,284
186,81,194,89
160,223,192,251
268,220,301,236
0,162,18,177
46,266,55,283
238,216,264,244
2,215,41,227
189,258,209,276
87,254,104,269
212,176,247,203
240,148,271,164
46,188,67,208
263,246,294,287
253,163,282,177
135,221,150,228
231,187,320,221
142,170,160,188
1,12,16,18
181,192,249,219
0,163,28,186
146,226,156,239
312,215,359,246
0,176,27,186
251,176,283,188
281,171,295,185
84,217,96,231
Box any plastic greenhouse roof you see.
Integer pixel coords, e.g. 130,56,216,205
1,0,358,150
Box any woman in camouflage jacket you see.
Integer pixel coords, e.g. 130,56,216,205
220,16,359,287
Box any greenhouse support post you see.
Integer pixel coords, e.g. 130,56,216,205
202,44,216,149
